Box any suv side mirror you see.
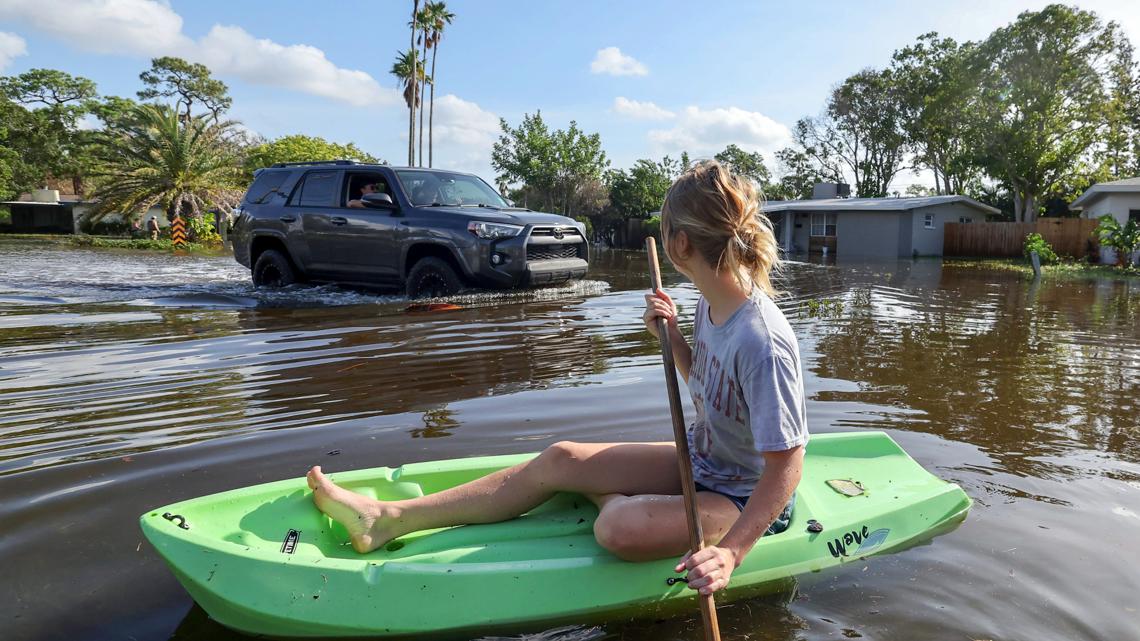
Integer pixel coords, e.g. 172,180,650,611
362,193,396,209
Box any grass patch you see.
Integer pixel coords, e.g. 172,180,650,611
0,233,225,254
945,257,1140,281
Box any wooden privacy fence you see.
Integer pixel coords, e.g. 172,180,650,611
944,218,1100,259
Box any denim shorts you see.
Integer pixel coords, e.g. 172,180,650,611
694,483,796,536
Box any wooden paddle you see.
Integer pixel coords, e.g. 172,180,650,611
646,237,722,641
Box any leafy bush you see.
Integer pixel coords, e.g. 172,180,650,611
186,215,223,246
68,236,213,252
1094,215,1140,267
1023,232,1058,264
644,214,661,240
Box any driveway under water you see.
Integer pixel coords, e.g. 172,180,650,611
0,242,1137,641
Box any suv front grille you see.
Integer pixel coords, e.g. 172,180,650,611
527,243,582,261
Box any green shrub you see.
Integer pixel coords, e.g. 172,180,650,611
1094,215,1140,267
644,214,661,240
1023,233,1058,264
67,236,213,252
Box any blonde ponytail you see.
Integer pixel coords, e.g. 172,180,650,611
660,160,781,296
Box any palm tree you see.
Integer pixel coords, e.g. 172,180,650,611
413,7,434,167
423,1,455,168
391,49,427,163
407,0,420,166
86,103,243,225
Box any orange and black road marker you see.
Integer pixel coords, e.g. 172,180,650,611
171,216,188,250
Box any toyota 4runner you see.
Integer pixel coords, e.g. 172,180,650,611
231,161,589,298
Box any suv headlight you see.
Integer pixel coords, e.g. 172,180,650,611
468,221,522,239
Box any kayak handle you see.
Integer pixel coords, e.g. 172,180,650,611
162,512,190,530
666,577,689,586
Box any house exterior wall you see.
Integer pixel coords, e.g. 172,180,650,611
836,211,902,258
1079,193,1140,264
789,212,812,254
772,201,993,258
910,203,982,256
1078,193,1139,224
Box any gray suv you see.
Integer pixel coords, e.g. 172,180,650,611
231,161,589,297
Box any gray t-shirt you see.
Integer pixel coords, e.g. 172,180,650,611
685,291,809,496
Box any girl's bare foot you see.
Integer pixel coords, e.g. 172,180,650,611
307,466,401,553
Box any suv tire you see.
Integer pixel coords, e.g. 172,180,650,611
252,249,296,288
406,257,463,299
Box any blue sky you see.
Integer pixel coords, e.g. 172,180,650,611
1,0,1138,191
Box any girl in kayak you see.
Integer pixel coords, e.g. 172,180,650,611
308,160,808,596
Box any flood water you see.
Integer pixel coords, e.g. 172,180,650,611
1,241,1138,641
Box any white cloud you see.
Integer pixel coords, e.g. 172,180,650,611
0,31,27,71
0,0,189,56
590,46,648,76
613,97,674,121
196,26,396,107
0,0,397,107
427,94,500,175
648,106,793,161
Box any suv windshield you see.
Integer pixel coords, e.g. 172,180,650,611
396,170,509,208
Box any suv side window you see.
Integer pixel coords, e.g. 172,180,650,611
344,173,394,206
244,171,288,204
291,170,338,207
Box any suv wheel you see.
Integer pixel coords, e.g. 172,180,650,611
252,249,296,288
406,257,463,299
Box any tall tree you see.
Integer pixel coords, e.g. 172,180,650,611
891,34,983,195
0,69,98,194
391,48,426,167
87,104,244,223
971,5,1118,222
423,1,455,168
413,6,432,166
491,111,608,215
245,135,381,175
0,68,96,108
714,144,772,187
408,0,420,166
607,156,681,220
791,68,908,198
138,57,231,122
1102,30,1139,179
768,147,841,201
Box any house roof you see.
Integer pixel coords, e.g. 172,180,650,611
1069,177,1140,210
761,195,1001,215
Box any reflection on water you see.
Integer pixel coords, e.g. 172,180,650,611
0,245,1138,641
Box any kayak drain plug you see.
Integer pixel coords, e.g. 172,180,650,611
163,513,190,530
806,519,823,533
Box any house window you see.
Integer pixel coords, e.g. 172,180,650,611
811,212,837,237
959,216,973,223
924,214,935,229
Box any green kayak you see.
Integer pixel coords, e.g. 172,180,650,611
141,431,971,638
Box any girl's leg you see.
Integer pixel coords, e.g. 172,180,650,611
308,441,680,553
591,491,742,561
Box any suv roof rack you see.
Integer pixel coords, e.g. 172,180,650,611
270,159,364,168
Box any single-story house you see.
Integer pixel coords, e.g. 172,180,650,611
1068,176,1140,264
763,187,1000,258
2,190,167,234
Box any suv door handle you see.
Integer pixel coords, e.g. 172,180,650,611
279,215,297,223
330,216,348,226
